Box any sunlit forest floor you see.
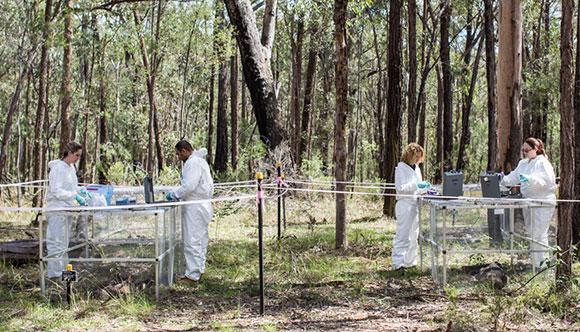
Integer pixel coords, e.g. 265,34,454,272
1,194,579,331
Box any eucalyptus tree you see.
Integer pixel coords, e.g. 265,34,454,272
224,0,285,150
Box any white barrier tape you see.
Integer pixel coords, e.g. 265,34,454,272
0,194,255,213
281,186,571,205
287,179,396,186
0,180,48,188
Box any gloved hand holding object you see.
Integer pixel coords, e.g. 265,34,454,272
166,192,177,201
416,181,431,189
79,186,92,199
519,174,529,183
75,194,86,206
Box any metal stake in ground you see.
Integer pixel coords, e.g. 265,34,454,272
276,163,282,240
256,171,265,315
61,263,77,307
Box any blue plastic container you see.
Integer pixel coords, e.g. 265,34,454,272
86,184,114,205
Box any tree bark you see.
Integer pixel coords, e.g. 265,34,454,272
557,0,574,280
383,0,403,217
407,0,417,143
440,0,453,171
207,66,215,166
59,0,73,150
435,65,444,183
333,0,348,249
484,0,497,171
97,75,108,184
298,21,318,166
573,0,580,253
369,13,384,178
290,17,305,163
261,0,277,64
134,6,165,174
0,68,27,181
224,0,285,150
231,50,239,172
215,58,229,173
457,37,483,171
496,0,523,172
318,48,333,172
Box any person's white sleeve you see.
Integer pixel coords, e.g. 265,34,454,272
395,168,418,195
501,162,522,187
48,165,77,202
174,160,201,199
527,159,556,191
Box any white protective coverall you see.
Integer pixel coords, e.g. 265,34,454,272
501,155,556,268
46,160,79,278
392,161,423,269
174,148,214,281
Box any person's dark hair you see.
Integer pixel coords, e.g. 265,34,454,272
525,137,545,155
61,141,82,158
175,140,193,152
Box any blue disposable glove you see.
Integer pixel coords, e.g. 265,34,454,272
165,192,176,201
79,187,92,199
75,194,87,206
416,181,431,189
519,174,529,184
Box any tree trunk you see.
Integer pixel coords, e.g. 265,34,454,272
573,0,580,253
496,0,523,172
134,6,165,174
318,48,333,172
231,50,239,172
298,22,318,166
224,0,285,150
440,0,453,171
457,37,484,171
152,1,165,174
180,25,195,137
215,59,229,173
369,14,384,178
407,0,417,143
333,0,348,249
383,0,403,217
97,74,108,184
261,0,277,64
290,17,305,162
59,0,73,150
0,68,27,181
557,0,574,281
484,0,497,171
207,66,215,166
435,65,444,184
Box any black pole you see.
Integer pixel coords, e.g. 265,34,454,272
276,163,281,240
256,171,265,315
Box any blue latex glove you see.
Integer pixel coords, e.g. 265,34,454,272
519,174,529,184
416,181,431,189
79,187,92,199
165,192,176,201
75,194,86,206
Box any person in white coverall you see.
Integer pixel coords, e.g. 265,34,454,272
166,140,214,282
500,137,556,268
46,142,87,278
392,143,430,270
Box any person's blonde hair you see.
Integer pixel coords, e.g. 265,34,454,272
401,143,424,165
